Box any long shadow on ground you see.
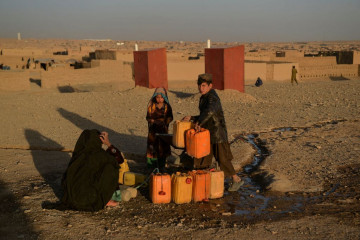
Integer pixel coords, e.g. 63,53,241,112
57,108,147,164
0,179,39,239
168,90,194,99
24,129,70,199
329,76,350,81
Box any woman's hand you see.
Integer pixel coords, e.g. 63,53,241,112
100,131,111,147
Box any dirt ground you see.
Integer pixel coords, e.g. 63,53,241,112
0,78,360,239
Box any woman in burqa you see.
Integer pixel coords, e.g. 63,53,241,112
61,129,124,211
146,87,173,170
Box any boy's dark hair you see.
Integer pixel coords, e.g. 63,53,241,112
197,73,213,86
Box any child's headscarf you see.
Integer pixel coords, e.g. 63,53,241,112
151,88,169,104
147,87,170,116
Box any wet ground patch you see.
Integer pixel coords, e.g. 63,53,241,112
12,164,359,234
303,164,360,226
89,161,360,230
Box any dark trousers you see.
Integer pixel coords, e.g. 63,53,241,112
194,142,236,177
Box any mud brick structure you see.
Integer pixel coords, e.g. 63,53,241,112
0,71,29,91
133,48,168,89
244,49,360,82
94,50,117,60
205,45,245,92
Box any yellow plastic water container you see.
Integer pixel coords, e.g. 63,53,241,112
172,120,194,148
207,170,224,199
123,172,146,186
118,159,130,184
171,172,193,204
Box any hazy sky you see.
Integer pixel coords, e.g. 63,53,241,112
0,0,359,42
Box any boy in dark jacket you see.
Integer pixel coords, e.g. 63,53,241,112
183,73,244,191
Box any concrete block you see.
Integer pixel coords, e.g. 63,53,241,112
205,45,244,92
133,48,168,89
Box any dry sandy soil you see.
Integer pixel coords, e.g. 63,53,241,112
0,74,360,239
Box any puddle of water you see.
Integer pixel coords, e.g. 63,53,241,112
273,127,294,132
322,183,340,196
221,132,306,219
177,124,349,221
242,134,269,174
222,127,346,220
214,180,305,220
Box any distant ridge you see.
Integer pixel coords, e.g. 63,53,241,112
83,39,112,41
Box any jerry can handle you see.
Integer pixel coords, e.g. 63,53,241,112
193,127,202,134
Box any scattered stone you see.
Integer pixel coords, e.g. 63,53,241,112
337,199,356,204
222,212,232,216
24,209,31,213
